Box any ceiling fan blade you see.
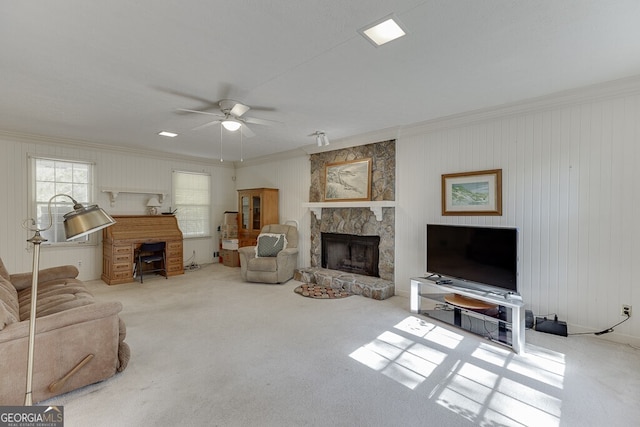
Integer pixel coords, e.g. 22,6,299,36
243,116,282,127
230,102,250,117
155,87,221,111
192,120,222,131
241,124,255,138
177,108,225,117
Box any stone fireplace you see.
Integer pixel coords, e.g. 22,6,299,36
322,232,380,277
307,140,396,281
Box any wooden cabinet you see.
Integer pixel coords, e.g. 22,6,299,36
102,215,184,285
237,188,279,247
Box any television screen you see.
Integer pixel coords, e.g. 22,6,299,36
426,224,518,293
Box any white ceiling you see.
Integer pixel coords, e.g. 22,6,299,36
3,1,640,162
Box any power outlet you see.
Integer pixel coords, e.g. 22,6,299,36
621,304,632,317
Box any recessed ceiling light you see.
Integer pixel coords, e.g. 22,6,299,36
359,14,407,47
158,131,178,137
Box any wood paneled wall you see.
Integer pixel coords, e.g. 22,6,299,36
396,90,640,342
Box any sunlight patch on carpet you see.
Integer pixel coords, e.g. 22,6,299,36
349,328,448,390
349,316,564,426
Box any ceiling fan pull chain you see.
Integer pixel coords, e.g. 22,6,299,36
219,125,223,162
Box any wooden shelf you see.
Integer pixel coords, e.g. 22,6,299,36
302,201,395,221
101,188,168,207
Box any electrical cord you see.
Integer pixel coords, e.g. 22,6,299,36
569,314,631,336
183,251,200,271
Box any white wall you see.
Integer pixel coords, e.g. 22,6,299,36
0,134,237,280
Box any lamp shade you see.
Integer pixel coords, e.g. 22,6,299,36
63,204,116,240
147,197,161,207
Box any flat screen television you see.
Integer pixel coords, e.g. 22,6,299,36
426,224,518,295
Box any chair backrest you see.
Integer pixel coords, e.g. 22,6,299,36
260,224,298,248
139,242,165,252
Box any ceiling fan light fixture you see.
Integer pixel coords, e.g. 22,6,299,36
222,119,241,132
359,14,406,47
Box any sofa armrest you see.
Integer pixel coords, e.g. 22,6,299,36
0,300,122,344
10,265,80,291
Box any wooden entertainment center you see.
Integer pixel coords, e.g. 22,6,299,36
410,277,525,354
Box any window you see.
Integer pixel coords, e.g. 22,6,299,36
172,170,211,238
30,156,95,245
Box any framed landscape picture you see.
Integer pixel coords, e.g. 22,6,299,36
324,158,372,202
442,169,502,216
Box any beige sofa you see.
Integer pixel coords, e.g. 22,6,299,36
238,224,299,284
0,258,129,404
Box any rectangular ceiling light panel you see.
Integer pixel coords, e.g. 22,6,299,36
359,14,407,47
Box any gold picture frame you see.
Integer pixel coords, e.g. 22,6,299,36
324,158,372,202
442,169,502,216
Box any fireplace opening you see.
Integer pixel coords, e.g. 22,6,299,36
321,232,380,277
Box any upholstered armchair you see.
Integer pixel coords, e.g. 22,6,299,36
238,224,299,284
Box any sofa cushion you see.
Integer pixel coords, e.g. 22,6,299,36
0,258,10,282
18,280,94,321
255,233,287,257
0,276,19,330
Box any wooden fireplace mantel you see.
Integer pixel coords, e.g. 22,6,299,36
302,201,396,221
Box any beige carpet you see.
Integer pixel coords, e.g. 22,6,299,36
43,263,640,427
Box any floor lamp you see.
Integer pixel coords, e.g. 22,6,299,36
22,194,116,405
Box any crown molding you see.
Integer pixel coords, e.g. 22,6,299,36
399,74,640,138
0,130,235,168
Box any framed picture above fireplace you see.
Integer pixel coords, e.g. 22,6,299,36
324,158,372,202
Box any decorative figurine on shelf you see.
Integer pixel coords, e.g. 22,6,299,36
146,197,161,215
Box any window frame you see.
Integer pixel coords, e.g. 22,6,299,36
28,155,99,247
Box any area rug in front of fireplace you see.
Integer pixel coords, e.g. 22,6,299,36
294,283,352,299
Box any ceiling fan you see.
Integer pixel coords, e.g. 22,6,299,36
178,99,280,137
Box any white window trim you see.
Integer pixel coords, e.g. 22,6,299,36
28,154,100,247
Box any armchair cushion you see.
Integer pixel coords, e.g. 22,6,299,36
255,233,288,257
247,257,278,272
